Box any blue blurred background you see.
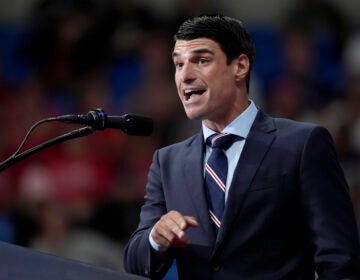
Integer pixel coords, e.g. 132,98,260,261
0,0,359,278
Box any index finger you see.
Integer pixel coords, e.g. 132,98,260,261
167,210,189,231
168,211,198,231
184,216,198,228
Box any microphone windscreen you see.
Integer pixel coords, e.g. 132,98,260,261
125,114,154,136
107,114,154,136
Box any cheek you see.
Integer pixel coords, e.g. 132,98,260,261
174,75,180,91
175,85,183,101
174,72,181,85
219,72,236,91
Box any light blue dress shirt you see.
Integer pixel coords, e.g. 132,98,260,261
202,100,258,201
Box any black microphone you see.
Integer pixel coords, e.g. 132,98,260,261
55,108,154,136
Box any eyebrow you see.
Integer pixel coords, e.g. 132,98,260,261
172,48,215,59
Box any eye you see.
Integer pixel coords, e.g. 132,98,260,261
174,61,183,69
199,58,206,64
199,57,208,65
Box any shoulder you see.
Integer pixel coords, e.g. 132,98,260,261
155,132,202,159
255,110,334,145
271,113,317,131
275,116,318,138
274,115,331,139
161,133,201,150
259,111,328,137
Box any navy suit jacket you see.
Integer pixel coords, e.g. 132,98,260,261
124,111,360,279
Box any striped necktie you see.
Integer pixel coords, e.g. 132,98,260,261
205,133,238,232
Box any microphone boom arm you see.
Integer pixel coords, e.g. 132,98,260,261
0,126,94,172
0,108,153,173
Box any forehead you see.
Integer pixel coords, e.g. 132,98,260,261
172,38,222,57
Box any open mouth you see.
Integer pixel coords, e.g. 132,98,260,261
184,88,206,101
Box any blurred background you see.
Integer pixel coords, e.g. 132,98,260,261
0,0,359,278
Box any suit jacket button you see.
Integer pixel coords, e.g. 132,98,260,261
144,268,149,276
212,262,221,271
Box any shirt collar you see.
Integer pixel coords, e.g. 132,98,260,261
202,100,258,141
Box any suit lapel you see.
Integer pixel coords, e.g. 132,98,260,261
214,111,277,249
182,133,216,242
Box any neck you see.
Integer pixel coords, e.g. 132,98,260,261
204,99,250,132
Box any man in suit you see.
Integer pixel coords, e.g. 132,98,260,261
123,14,360,279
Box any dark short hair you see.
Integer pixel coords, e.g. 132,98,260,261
174,14,256,93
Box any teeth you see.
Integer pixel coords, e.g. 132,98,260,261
184,89,203,94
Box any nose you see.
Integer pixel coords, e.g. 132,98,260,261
178,62,196,83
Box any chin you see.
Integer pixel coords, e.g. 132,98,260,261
188,116,206,123
183,106,207,120
185,113,196,120
185,112,202,120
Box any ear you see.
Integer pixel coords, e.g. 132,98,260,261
234,54,250,83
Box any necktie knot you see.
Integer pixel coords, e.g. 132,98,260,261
207,133,238,150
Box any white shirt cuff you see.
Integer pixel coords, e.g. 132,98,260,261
149,227,169,253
